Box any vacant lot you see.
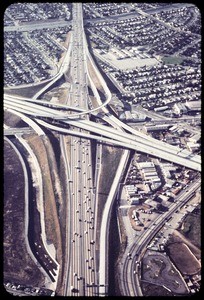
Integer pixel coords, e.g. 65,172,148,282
179,206,201,248
166,241,201,275
42,82,70,105
103,53,159,70
128,204,154,231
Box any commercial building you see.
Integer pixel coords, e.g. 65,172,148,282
154,105,169,112
137,161,161,190
173,103,188,114
187,142,200,152
125,185,137,197
185,100,201,112
130,197,140,205
189,132,201,143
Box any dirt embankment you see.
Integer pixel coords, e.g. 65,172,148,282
141,281,173,297
26,134,62,263
4,81,50,98
95,145,123,251
4,139,45,286
4,111,28,128
179,206,201,249
167,241,201,275
173,229,201,260
166,230,201,275
87,56,106,95
62,30,71,49
58,31,71,68
25,133,68,294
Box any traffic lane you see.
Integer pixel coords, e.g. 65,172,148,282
123,179,201,295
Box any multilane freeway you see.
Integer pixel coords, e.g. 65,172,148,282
4,2,201,297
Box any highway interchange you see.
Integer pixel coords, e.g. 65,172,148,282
4,94,201,172
4,3,201,297
63,4,98,296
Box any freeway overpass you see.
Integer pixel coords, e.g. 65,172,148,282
4,95,201,172
4,3,201,296
4,127,34,136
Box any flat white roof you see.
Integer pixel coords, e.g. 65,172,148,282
102,53,159,70
138,162,155,169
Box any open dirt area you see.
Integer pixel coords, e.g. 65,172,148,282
26,134,62,258
4,80,50,98
128,204,155,231
62,30,71,49
42,82,70,105
58,31,71,68
25,133,66,294
179,206,201,249
166,242,201,275
88,94,102,110
4,139,45,286
173,229,201,260
4,111,28,128
141,281,174,296
166,225,201,276
102,52,159,70
87,56,106,95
